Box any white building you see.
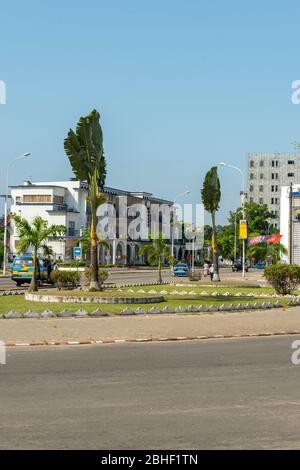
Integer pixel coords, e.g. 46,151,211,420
9,179,185,264
247,152,300,230
280,184,300,265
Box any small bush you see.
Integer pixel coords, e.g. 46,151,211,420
85,268,109,290
50,271,81,290
264,264,300,294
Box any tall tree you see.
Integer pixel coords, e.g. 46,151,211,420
12,215,65,292
64,109,107,290
201,166,221,281
139,233,172,283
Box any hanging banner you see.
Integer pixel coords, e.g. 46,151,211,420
248,234,282,246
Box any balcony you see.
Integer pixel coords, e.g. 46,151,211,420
66,229,80,237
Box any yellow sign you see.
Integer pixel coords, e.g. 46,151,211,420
239,220,248,240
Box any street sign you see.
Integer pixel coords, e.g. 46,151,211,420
239,220,248,240
73,247,82,258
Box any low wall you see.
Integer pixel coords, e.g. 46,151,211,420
25,292,165,304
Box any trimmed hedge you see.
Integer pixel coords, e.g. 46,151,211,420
264,264,300,295
50,271,81,290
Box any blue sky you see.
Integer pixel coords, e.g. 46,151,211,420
1,0,300,223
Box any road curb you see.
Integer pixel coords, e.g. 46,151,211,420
5,330,300,348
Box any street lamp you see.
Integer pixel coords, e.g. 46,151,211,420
219,162,247,277
2,152,31,275
171,190,190,267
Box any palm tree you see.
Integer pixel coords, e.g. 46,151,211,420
201,166,221,281
12,215,65,292
80,229,109,260
248,242,288,265
42,245,54,260
139,233,172,283
64,109,106,290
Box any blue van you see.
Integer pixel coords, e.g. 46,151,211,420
11,255,52,286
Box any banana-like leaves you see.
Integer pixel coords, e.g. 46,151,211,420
64,109,106,187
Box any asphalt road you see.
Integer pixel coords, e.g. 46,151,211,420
0,267,264,290
0,336,300,449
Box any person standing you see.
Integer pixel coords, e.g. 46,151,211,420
209,264,214,281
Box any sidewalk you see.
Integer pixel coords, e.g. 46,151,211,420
2,307,300,346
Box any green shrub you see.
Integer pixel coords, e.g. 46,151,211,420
84,268,109,291
61,260,87,267
50,270,81,290
264,264,300,295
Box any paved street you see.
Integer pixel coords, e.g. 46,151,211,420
1,337,300,449
0,267,265,290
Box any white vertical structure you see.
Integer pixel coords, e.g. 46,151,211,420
280,184,300,265
220,162,246,277
3,153,31,274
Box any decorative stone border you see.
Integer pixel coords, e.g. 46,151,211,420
25,292,165,304
1,300,287,319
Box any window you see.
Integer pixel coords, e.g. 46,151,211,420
259,198,264,204
271,185,274,192
272,160,279,167
53,195,64,204
288,172,294,177
249,197,253,203
249,185,254,192
275,185,278,192
250,173,254,180
260,173,264,179
288,160,295,165
23,194,51,203
272,173,278,179
259,185,264,192
259,161,264,167
250,161,254,168
15,196,21,203
271,198,274,204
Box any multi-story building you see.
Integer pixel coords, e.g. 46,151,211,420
9,179,185,264
247,152,300,229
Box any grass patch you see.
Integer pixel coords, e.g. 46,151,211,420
0,293,290,315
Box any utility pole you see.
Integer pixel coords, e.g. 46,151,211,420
289,182,293,264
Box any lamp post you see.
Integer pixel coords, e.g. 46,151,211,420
219,162,246,277
171,190,190,268
2,153,31,275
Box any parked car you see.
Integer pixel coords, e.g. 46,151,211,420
11,255,53,286
173,263,190,277
254,261,266,269
232,261,249,272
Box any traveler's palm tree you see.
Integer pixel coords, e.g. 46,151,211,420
139,233,172,283
64,109,106,290
201,166,221,281
12,215,65,292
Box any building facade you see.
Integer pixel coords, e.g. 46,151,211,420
247,152,300,230
280,184,300,265
9,180,185,264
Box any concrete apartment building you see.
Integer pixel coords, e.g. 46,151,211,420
247,152,300,229
9,179,184,264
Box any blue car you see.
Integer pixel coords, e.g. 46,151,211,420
173,263,190,277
